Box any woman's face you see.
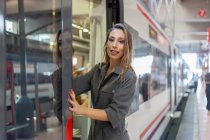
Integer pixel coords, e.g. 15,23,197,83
106,29,125,64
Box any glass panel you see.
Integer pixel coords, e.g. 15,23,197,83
4,0,107,139
124,0,169,105
72,0,106,139
5,0,62,139
129,30,168,103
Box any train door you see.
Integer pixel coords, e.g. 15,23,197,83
168,46,174,113
173,49,177,107
70,0,123,140
70,0,118,139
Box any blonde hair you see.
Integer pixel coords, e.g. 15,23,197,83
104,23,133,78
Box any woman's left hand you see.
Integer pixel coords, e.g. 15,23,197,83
68,89,84,115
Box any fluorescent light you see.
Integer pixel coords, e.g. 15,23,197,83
83,28,89,32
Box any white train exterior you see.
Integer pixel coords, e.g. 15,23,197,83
123,1,188,140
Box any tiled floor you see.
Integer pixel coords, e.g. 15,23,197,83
176,79,210,140
34,117,62,140
16,117,62,140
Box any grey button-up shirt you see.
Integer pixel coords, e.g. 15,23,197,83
73,63,136,140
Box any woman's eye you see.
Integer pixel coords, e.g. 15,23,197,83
108,38,114,42
119,40,125,44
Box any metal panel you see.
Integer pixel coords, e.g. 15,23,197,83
18,0,27,96
61,0,73,139
0,0,6,139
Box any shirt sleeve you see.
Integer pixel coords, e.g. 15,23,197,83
72,64,98,95
104,72,137,128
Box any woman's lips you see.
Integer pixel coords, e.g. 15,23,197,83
110,50,119,55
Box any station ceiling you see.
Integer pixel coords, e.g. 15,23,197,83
174,0,210,53
150,0,210,53
5,0,210,55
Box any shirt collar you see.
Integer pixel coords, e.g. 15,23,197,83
114,65,122,75
99,63,122,75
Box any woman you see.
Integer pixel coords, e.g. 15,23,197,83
52,29,87,123
204,72,210,116
51,29,62,123
68,23,136,140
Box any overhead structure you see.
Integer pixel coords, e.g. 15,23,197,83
139,0,210,53
174,0,210,53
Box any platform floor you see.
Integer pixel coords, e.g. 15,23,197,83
17,79,210,140
176,79,210,140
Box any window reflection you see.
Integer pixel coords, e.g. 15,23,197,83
130,25,168,104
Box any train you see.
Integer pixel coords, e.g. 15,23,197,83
4,0,192,139
5,61,55,126
123,1,190,140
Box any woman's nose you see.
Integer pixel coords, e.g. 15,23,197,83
112,40,117,47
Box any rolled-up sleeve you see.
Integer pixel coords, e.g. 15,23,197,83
72,64,97,95
104,73,136,128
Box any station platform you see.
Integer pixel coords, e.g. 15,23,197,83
15,79,210,140
175,79,210,140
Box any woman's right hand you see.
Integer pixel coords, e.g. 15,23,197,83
68,89,85,115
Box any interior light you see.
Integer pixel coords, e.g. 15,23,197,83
72,24,83,30
73,57,78,66
72,23,90,33
50,41,54,46
52,11,56,16
83,28,89,32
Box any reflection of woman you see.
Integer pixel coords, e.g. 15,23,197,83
51,30,62,123
51,30,87,123
68,23,136,140
204,73,210,116
140,73,150,102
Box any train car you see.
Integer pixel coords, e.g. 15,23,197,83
124,2,172,139
121,1,189,140
6,62,55,102
3,0,190,139
12,62,55,100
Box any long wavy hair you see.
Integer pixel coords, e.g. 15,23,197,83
104,23,134,78
54,29,62,68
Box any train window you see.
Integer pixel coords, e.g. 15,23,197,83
123,0,170,106
150,49,168,95
125,24,168,104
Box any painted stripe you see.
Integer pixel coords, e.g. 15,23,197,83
140,102,170,139
193,95,198,140
147,116,166,140
136,2,168,41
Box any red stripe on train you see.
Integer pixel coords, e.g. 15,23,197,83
136,2,168,40
140,102,170,139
